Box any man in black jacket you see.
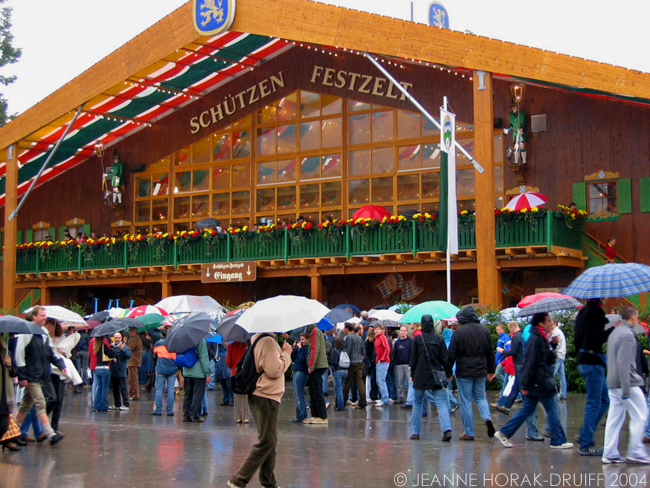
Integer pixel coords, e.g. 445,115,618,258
494,313,573,449
448,305,496,440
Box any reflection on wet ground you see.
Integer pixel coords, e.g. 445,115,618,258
2,389,650,487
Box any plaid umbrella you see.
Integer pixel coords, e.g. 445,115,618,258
516,296,583,317
563,263,650,298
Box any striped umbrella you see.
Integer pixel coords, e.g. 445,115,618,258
516,297,583,317
505,192,548,211
124,305,169,318
518,292,573,308
563,263,650,298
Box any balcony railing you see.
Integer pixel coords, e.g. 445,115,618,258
15,213,582,275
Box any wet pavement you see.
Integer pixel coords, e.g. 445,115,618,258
3,387,650,488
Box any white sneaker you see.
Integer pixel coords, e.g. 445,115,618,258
494,430,513,448
375,400,384,406
602,456,627,464
119,406,129,411
550,442,574,449
627,456,650,464
307,417,328,424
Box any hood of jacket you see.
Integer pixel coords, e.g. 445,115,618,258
457,305,479,325
421,314,435,333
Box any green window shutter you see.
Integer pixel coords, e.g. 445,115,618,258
49,227,56,240
572,182,587,211
82,223,91,236
618,178,632,214
25,229,33,243
16,230,22,244
59,226,67,241
640,177,650,213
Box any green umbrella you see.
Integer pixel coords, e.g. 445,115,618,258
399,301,460,324
134,313,165,333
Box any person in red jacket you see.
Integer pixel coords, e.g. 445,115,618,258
374,324,391,407
605,238,616,263
226,341,250,423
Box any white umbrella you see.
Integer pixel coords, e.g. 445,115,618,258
236,295,330,333
368,309,403,321
108,307,126,319
25,305,87,325
504,191,548,211
156,295,225,321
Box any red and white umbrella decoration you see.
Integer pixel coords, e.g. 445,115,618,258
125,305,169,318
505,192,548,211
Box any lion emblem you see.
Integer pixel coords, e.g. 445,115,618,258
200,0,224,27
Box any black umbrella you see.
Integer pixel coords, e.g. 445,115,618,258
0,316,46,335
85,311,110,323
215,311,251,343
166,312,214,353
324,308,354,324
195,218,220,231
90,317,140,337
334,303,361,314
371,304,390,310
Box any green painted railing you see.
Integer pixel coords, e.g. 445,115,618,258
14,215,584,275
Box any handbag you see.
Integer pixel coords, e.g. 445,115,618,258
419,335,448,389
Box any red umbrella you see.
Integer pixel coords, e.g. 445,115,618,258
518,292,575,308
351,205,391,220
505,192,548,211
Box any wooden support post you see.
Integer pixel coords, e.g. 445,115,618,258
473,72,502,308
40,283,50,305
161,275,172,299
3,145,17,312
310,269,323,302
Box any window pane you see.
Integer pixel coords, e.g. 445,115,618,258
278,159,296,182
152,174,169,196
233,115,251,129
322,117,342,148
422,117,438,137
174,146,191,166
153,224,168,233
192,170,209,191
300,91,321,118
277,93,297,122
372,177,393,203
257,127,277,156
398,110,420,139
175,172,191,193
397,174,420,200
372,147,393,174
212,167,230,190
257,188,276,212
422,202,439,214
257,104,277,125
349,113,370,145
278,124,297,153
277,186,296,211
422,172,440,199
398,204,420,215
322,95,342,115
494,166,503,193
458,200,475,212
349,100,370,112
232,164,250,187
148,157,169,172
457,168,475,195
212,193,230,215
232,191,250,214
213,134,231,161
372,111,394,142
300,184,319,208
349,179,370,205
349,150,370,176
494,134,504,163
192,195,210,218
258,162,276,185
232,131,251,159
193,135,211,165
152,199,168,221
135,226,150,235
136,201,150,222
422,143,441,168
398,145,421,170
300,121,320,151
322,181,341,206
173,223,189,234
174,197,190,219
301,156,320,180
137,177,151,198
322,154,341,178
456,138,474,166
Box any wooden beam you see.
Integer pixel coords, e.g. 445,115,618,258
505,247,528,256
2,145,17,311
310,272,323,302
161,275,172,299
40,284,50,306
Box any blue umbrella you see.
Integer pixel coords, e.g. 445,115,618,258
324,308,354,324
0,316,47,335
563,263,650,298
317,317,335,331
205,333,223,344
334,303,361,314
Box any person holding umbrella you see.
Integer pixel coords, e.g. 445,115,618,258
181,338,211,423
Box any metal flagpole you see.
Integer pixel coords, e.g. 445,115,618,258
444,96,452,303
9,104,85,220
364,53,484,174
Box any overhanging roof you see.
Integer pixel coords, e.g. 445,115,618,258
0,0,647,206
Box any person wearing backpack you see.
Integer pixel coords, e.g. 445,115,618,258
181,338,211,423
306,326,329,424
227,333,292,488
331,338,349,411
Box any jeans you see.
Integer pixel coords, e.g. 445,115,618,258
446,388,459,408
322,368,330,395
293,370,309,421
405,380,415,406
604,387,648,460
220,378,234,404
495,363,505,389
208,359,217,390
155,373,176,414
387,367,397,400
76,350,89,384
395,364,410,401
553,358,567,399
456,377,492,437
139,350,152,384
376,362,390,405
20,405,43,438
93,368,111,412
499,393,566,446
577,363,609,449
497,374,520,409
309,368,328,419
412,388,451,436
333,369,348,410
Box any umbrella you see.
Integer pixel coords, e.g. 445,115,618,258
27,305,87,325
195,218,221,230
333,303,361,314
125,305,169,318
500,307,521,322
205,334,223,344
236,295,330,333
85,311,110,323
351,204,391,221
375,319,403,329
504,192,548,211
156,295,225,321
400,301,460,323
165,312,215,353
90,317,140,337
108,307,126,319
0,316,47,335
371,304,390,310
215,311,251,343
318,317,335,331
134,313,166,333
564,263,650,298
516,296,583,317
368,309,403,321
518,292,574,308
324,309,355,324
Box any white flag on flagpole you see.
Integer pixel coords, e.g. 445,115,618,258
440,109,459,254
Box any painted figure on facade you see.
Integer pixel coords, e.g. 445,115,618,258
504,104,527,165
105,151,124,204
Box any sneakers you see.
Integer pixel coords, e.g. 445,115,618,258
485,420,496,438
49,433,65,446
550,443,574,449
450,404,460,414
602,456,627,464
580,446,604,456
119,406,129,411
151,411,162,416
226,481,243,488
306,417,328,424
442,430,452,442
494,431,513,448
525,435,545,442
108,405,117,411
346,400,358,406
375,400,384,406
627,457,650,464
402,404,413,409
459,434,475,441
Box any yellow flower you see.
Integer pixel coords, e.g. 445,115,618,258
521,208,528,214
243,226,248,232
531,207,539,212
